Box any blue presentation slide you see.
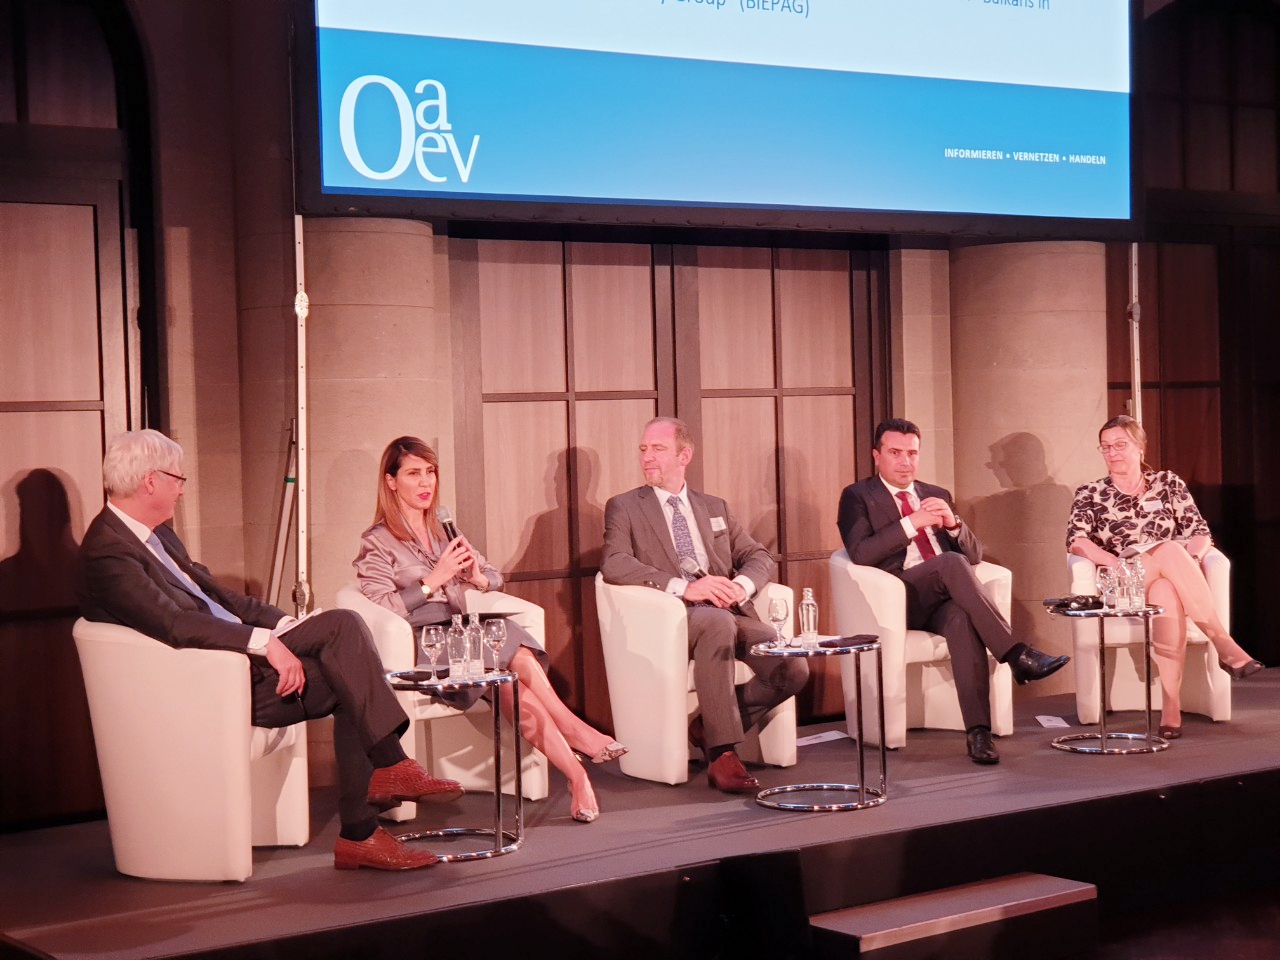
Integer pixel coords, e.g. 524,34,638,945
314,1,1131,220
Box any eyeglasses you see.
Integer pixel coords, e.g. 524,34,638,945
1097,441,1131,454
156,469,188,485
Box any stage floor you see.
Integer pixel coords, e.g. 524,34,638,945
5,677,1280,960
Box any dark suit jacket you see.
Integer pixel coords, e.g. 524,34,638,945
837,476,983,574
76,507,285,653
601,484,774,614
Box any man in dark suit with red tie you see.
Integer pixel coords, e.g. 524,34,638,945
836,419,1068,764
76,429,461,870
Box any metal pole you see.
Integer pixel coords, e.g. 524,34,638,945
1128,242,1143,424
292,215,312,615
267,418,298,606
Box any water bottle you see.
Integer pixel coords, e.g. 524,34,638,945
1127,556,1146,611
446,613,466,678
465,613,484,678
799,587,819,649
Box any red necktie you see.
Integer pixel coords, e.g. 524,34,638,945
896,490,937,561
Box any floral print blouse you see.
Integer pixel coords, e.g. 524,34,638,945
1065,469,1210,555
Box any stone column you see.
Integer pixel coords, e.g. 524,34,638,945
303,218,454,609
889,248,955,489
950,242,1109,696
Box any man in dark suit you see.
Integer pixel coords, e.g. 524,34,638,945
76,429,461,870
601,417,808,793
836,418,1068,764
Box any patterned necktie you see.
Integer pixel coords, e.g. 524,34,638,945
146,532,241,623
896,491,937,561
668,495,699,580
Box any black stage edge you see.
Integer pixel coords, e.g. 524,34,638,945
5,680,1280,960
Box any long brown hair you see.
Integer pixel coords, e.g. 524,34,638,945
1099,415,1153,471
374,436,444,544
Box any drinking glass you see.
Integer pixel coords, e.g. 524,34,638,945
419,625,446,681
483,618,507,674
1095,565,1118,610
767,597,789,647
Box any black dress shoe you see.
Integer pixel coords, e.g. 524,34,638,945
966,727,999,765
1219,658,1264,680
1007,644,1070,685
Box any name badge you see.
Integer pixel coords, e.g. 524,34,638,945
1140,498,1162,513
710,517,727,532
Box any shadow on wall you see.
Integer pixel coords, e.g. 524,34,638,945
0,468,81,615
962,433,1075,662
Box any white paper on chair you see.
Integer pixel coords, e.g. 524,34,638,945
796,730,851,747
1036,715,1070,728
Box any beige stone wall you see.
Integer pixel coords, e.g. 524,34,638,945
950,242,1109,697
889,249,956,489
303,218,451,611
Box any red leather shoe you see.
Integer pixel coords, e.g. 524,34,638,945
334,826,439,871
707,750,759,794
367,759,463,807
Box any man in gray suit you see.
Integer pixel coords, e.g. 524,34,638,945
601,417,808,793
837,418,1069,765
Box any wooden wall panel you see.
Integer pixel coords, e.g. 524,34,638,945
700,397,778,552
1142,99,1183,191
481,401,570,573
1236,15,1276,104
782,396,855,556
1185,103,1232,192
696,247,774,390
777,248,852,389
1158,244,1219,381
501,577,580,705
478,240,566,394
24,2,117,129
568,243,654,393
0,203,101,402
1234,107,1277,195
783,557,845,718
576,574,614,731
574,398,656,568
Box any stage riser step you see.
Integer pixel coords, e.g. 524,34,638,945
809,872,1097,960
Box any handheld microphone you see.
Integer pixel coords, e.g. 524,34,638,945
437,506,461,542
680,557,750,615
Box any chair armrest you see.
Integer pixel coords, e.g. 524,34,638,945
752,582,795,640
463,589,545,647
334,584,416,672
828,550,907,637
973,561,1012,620
1067,553,1098,595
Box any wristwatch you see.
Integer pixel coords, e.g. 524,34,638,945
945,515,962,532
420,582,434,598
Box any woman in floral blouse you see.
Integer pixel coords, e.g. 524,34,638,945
1066,415,1262,738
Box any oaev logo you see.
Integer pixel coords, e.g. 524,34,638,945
338,76,480,184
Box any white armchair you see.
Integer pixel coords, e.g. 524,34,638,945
335,585,549,820
828,550,1014,749
1067,549,1231,724
594,573,797,785
72,618,309,882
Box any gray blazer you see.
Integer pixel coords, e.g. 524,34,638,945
600,484,774,614
353,523,504,623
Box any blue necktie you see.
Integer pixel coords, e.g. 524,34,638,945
146,532,240,623
668,495,698,581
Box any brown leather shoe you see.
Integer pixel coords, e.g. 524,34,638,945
367,759,463,807
334,826,439,871
707,750,759,793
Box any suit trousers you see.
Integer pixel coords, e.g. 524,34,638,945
686,606,809,750
899,552,1016,731
249,609,409,826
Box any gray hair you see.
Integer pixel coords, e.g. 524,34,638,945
103,429,184,496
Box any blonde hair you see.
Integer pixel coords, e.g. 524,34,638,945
1099,415,1153,470
644,416,694,452
374,436,443,544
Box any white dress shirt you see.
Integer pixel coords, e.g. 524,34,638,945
658,483,756,601
877,478,950,571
